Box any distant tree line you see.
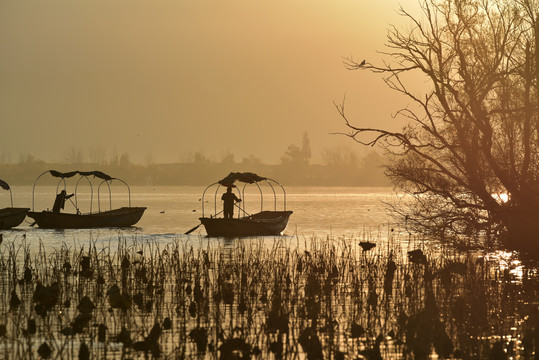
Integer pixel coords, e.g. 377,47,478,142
0,133,389,187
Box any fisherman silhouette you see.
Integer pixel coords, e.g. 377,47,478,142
221,186,241,219
52,190,74,213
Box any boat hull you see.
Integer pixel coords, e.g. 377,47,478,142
200,210,292,237
27,207,146,229
0,207,30,229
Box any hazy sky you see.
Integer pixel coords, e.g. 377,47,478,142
0,0,418,164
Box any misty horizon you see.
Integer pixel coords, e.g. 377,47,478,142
0,137,385,167
0,0,418,165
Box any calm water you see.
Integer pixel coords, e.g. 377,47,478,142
2,185,398,250
2,186,536,359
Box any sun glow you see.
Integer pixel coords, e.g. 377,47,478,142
492,192,509,204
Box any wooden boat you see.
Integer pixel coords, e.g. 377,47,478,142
27,207,146,229
27,170,146,229
0,179,29,229
197,172,293,237
200,210,292,237
0,208,30,230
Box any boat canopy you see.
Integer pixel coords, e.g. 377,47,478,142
0,179,14,207
0,179,10,191
218,172,267,187
32,170,130,212
49,170,113,181
202,172,287,218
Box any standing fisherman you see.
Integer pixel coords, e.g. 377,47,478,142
52,190,74,213
221,186,241,219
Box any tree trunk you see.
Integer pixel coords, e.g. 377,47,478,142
502,204,539,257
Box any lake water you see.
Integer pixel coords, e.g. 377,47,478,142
2,185,400,250
2,186,536,360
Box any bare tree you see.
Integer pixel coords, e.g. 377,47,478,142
341,0,538,253
220,151,236,165
88,146,107,165
321,144,361,169
242,154,261,165
302,131,312,164
63,147,84,165
281,131,312,166
145,152,154,167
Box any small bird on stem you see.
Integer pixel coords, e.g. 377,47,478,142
359,59,366,66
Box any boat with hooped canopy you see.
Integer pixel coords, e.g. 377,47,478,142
0,179,29,229
198,172,293,237
27,170,146,229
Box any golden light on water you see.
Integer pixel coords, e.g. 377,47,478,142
488,250,524,281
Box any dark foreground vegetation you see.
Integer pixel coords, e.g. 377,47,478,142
0,234,536,359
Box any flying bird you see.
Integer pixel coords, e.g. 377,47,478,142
160,210,165,214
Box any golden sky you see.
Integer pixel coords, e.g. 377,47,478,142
0,0,418,164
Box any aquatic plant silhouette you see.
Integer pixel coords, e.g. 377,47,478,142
38,342,52,359
359,241,376,251
0,234,536,359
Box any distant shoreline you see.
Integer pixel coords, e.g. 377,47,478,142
0,161,390,187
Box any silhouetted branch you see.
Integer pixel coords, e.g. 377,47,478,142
339,0,539,253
